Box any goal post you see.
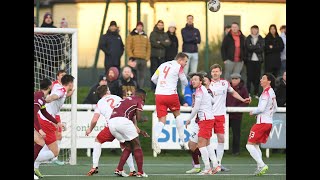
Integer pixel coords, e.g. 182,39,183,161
34,27,78,165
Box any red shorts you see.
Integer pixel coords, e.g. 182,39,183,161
96,127,115,143
198,120,215,139
38,115,57,145
155,94,180,118
55,115,62,133
248,123,272,144
214,115,225,134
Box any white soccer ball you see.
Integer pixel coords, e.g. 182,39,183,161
208,0,221,12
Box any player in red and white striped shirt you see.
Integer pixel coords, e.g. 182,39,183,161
246,73,277,176
151,52,189,154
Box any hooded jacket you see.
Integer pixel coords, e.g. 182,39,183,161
181,23,201,53
221,30,246,62
149,25,171,58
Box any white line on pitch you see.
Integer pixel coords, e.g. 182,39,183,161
45,174,286,176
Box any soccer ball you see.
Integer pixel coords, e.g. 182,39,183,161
208,0,221,12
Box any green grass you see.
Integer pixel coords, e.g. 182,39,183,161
39,152,286,180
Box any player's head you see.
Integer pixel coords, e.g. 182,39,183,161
96,85,110,98
203,73,211,89
135,89,147,103
186,15,193,25
122,66,132,80
231,22,240,33
56,70,66,82
260,73,275,89
61,74,75,91
189,72,205,89
175,52,188,67
40,78,52,91
210,64,222,81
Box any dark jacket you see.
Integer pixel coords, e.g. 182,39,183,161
99,29,124,67
264,33,284,69
181,24,201,53
226,80,249,120
82,84,100,104
114,77,139,99
165,31,179,61
275,78,286,107
221,30,246,62
150,26,171,58
245,34,265,62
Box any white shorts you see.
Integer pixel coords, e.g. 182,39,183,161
188,121,200,143
108,117,139,143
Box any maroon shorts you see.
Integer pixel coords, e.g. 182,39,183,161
214,115,225,134
155,94,180,118
198,120,215,139
96,126,115,143
248,123,272,144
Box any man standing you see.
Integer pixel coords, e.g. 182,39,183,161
209,64,250,171
99,21,124,73
221,22,246,81
246,73,277,176
151,52,189,154
181,15,201,92
126,21,151,88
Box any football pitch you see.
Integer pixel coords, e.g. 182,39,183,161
40,153,286,180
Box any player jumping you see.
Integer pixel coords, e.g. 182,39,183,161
246,73,277,176
151,52,189,154
85,85,137,176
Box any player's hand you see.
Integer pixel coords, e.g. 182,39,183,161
185,120,191,128
243,97,251,104
85,128,92,136
67,89,75,97
135,126,141,134
39,129,46,138
57,122,64,130
140,130,150,138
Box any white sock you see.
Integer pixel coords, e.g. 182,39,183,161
199,147,210,170
34,161,40,169
121,148,136,172
92,142,102,168
35,148,55,163
153,121,165,140
216,143,224,165
246,144,265,168
194,164,200,168
175,115,185,142
52,142,61,161
207,144,218,168
254,144,262,158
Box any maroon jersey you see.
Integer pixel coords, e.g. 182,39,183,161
110,96,144,120
34,91,58,130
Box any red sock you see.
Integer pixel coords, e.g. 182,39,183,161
34,143,43,162
191,148,200,165
133,148,144,174
117,148,131,171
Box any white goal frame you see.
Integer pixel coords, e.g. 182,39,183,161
34,28,78,165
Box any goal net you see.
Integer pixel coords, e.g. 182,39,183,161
34,28,78,165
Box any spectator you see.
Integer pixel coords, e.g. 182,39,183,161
264,24,284,77
226,73,249,156
165,22,179,61
183,81,195,106
114,66,139,98
41,12,56,28
127,57,138,82
99,21,124,73
106,67,120,95
60,17,68,28
245,25,264,99
83,75,107,104
126,21,151,88
181,15,201,93
279,25,286,75
275,71,286,107
221,22,246,81
224,25,231,36
150,20,171,90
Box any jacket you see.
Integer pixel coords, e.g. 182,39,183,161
165,31,179,61
264,33,285,69
150,26,171,58
245,34,265,62
221,30,246,62
126,28,151,60
181,24,201,53
275,78,286,107
114,77,139,99
99,29,124,66
82,84,100,104
226,80,249,120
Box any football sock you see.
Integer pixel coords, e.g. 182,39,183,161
246,144,265,168
117,148,131,171
199,147,210,170
216,143,224,165
207,144,218,168
92,142,102,168
175,115,185,142
153,121,165,140
133,148,144,173
121,148,136,172
191,149,200,167
34,144,43,162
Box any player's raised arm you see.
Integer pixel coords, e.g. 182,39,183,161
151,69,159,84
86,113,100,136
178,66,188,86
45,94,60,103
230,83,251,103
